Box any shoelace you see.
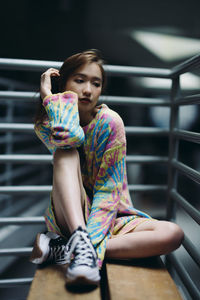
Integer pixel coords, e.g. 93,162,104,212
72,235,94,267
67,229,97,268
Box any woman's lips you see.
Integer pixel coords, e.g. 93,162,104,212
79,98,91,104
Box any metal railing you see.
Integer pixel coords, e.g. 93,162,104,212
0,62,51,282
0,55,199,299
166,54,200,300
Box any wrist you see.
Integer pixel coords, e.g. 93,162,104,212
40,88,52,100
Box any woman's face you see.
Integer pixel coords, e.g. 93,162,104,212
64,62,102,115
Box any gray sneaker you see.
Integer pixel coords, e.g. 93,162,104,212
66,226,100,286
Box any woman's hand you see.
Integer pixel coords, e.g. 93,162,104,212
40,68,60,100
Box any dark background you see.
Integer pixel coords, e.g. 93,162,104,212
1,0,200,66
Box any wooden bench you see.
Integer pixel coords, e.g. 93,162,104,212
27,257,182,300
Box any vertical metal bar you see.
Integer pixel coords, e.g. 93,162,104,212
166,77,180,221
5,99,14,186
165,77,181,273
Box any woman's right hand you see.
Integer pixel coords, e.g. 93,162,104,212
40,68,60,100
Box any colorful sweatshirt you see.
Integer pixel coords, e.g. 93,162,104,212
35,91,151,267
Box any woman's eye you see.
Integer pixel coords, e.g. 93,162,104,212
93,82,101,87
75,78,84,83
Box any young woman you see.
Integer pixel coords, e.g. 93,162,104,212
30,49,184,286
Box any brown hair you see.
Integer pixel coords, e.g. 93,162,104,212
35,49,106,123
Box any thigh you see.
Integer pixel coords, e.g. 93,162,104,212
133,219,175,232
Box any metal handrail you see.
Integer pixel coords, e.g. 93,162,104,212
1,90,200,108
125,127,169,136
0,278,33,287
182,236,200,268
0,216,45,225
162,54,200,299
174,94,200,106
104,65,171,78
0,247,32,256
0,123,170,136
0,91,170,106
173,129,200,144
128,184,167,192
171,159,200,185
0,123,34,132
0,58,171,78
0,154,52,163
97,96,170,106
170,190,200,225
0,184,167,194
126,155,168,164
167,253,200,300
0,58,62,72
0,154,168,164
170,52,200,78
0,186,51,194
0,54,199,79
0,91,39,101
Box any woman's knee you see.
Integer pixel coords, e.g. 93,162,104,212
158,222,184,253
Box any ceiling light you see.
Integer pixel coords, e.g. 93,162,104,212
131,30,200,62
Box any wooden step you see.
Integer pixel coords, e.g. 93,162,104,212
27,257,183,300
27,264,101,300
105,257,183,300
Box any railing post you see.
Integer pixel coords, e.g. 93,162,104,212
167,76,180,221
5,100,14,186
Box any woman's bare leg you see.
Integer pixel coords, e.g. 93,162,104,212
106,220,184,259
52,148,86,236
51,149,184,259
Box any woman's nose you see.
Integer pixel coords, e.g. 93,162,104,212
83,82,92,95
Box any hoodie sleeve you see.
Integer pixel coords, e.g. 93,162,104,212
34,92,85,153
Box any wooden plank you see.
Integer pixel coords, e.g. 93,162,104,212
27,264,101,300
106,257,183,300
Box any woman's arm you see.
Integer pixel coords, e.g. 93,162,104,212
34,68,85,152
40,68,60,100
42,92,85,149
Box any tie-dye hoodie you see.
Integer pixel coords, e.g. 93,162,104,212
35,91,151,267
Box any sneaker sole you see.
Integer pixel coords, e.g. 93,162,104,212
29,233,44,264
66,275,100,288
